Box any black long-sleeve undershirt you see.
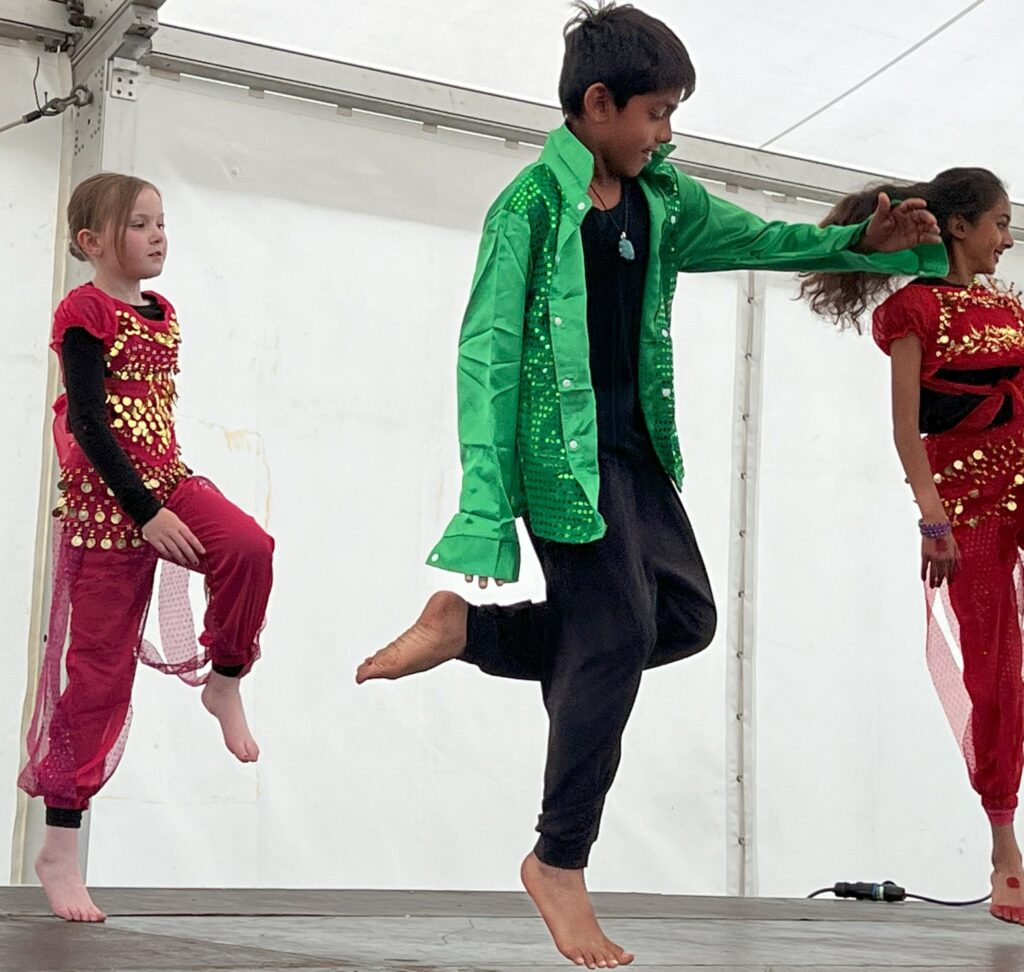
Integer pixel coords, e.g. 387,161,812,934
60,304,164,526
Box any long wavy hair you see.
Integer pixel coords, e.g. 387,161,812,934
800,167,1007,332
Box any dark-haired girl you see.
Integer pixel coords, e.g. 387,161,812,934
803,169,1024,923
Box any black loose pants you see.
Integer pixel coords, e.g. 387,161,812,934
463,445,717,868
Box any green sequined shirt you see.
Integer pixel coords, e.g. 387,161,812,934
428,124,948,582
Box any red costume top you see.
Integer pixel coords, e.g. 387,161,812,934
874,279,1024,528
51,285,189,550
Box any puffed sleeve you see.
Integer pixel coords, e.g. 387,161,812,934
872,283,939,356
51,285,119,353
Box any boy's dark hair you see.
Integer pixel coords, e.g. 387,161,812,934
559,2,696,118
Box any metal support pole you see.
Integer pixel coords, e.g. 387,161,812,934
725,265,766,897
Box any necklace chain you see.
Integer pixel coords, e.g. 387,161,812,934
588,180,635,261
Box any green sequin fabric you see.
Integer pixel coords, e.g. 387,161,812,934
428,125,948,582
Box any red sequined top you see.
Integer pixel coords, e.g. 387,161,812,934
51,285,189,551
874,280,1024,527
875,281,1024,421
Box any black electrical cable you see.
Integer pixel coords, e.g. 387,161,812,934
905,891,992,907
32,57,43,112
808,880,990,906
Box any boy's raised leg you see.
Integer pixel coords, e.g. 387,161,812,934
356,591,468,683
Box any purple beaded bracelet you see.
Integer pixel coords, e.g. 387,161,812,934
919,519,952,539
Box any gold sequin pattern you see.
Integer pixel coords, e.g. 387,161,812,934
922,283,1024,530
54,303,188,549
931,285,1024,365
54,457,190,549
106,386,176,460
105,308,181,463
929,426,1024,530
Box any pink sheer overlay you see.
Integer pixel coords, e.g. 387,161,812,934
925,514,1024,826
19,479,272,810
18,534,209,809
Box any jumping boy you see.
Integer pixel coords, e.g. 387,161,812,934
357,3,946,967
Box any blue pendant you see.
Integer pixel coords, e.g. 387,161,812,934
618,236,635,261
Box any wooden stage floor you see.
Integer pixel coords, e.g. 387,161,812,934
2,887,1022,971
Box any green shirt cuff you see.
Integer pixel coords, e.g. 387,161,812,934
427,513,521,582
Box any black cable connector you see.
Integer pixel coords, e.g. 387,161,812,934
809,880,906,902
808,880,990,907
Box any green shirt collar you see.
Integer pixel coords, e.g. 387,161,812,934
540,123,676,200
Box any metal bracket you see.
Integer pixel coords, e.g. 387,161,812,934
108,54,138,100
64,0,93,30
71,2,160,78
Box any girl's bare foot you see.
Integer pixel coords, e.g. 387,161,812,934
990,825,1024,924
990,866,1024,924
35,826,106,922
521,852,634,969
201,672,259,762
355,591,467,683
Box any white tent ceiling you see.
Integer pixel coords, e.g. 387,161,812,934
162,0,1023,195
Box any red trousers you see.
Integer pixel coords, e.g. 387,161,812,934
19,477,274,811
929,512,1024,825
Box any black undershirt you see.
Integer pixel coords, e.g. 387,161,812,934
61,299,165,525
581,178,652,454
911,278,1018,434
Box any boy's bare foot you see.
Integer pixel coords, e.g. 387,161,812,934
990,866,1024,924
355,591,467,684
521,852,634,969
35,827,106,922
201,672,260,762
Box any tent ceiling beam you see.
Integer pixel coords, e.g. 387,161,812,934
0,0,78,49
144,26,1024,239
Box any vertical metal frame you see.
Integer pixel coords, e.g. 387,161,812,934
726,257,767,896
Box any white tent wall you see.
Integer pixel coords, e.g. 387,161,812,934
83,72,736,892
0,42,65,885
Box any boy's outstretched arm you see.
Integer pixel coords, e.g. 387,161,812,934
427,208,531,584
671,175,949,277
